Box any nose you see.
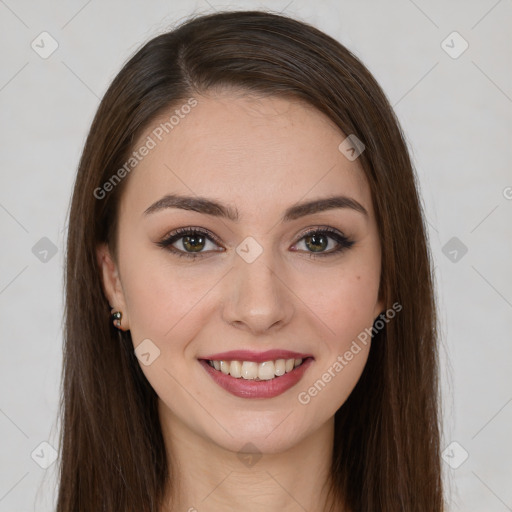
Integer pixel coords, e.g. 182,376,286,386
221,248,295,335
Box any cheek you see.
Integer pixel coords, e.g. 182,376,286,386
294,269,378,417
325,275,378,336
295,259,380,344
119,244,218,345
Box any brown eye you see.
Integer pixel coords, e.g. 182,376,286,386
292,227,354,258
180,233,206,253
304,232,329,252
156,227,224,259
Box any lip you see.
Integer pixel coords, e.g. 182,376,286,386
200,349,313,363
199,357,314,399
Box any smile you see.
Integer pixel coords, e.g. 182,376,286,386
198,351,314,399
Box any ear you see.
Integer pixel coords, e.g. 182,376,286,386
96,243,130,330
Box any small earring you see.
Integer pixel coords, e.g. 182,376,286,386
111,311,122,328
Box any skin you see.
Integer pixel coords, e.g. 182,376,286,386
97,91,384,512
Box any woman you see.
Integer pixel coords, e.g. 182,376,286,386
57,10,444,512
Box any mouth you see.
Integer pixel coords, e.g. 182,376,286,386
198,352,314,399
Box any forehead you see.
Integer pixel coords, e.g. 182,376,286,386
119,92,372,221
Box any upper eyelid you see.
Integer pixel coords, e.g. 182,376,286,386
295,225,349,239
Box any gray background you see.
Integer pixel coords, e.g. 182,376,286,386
0,0,511,510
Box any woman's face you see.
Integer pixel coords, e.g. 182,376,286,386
98,91,383,454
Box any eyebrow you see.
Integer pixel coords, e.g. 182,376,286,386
143,194,368,221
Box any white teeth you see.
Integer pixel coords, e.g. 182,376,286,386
258,361,275,380
229,360,242,378
241,361,258,379
274,359,286,376
220,360,230,375
207,357,307,380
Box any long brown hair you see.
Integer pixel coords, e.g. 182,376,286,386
57,10,443,511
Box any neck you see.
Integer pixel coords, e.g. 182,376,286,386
158,399,339,512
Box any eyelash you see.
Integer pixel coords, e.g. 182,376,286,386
156,226,354,260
